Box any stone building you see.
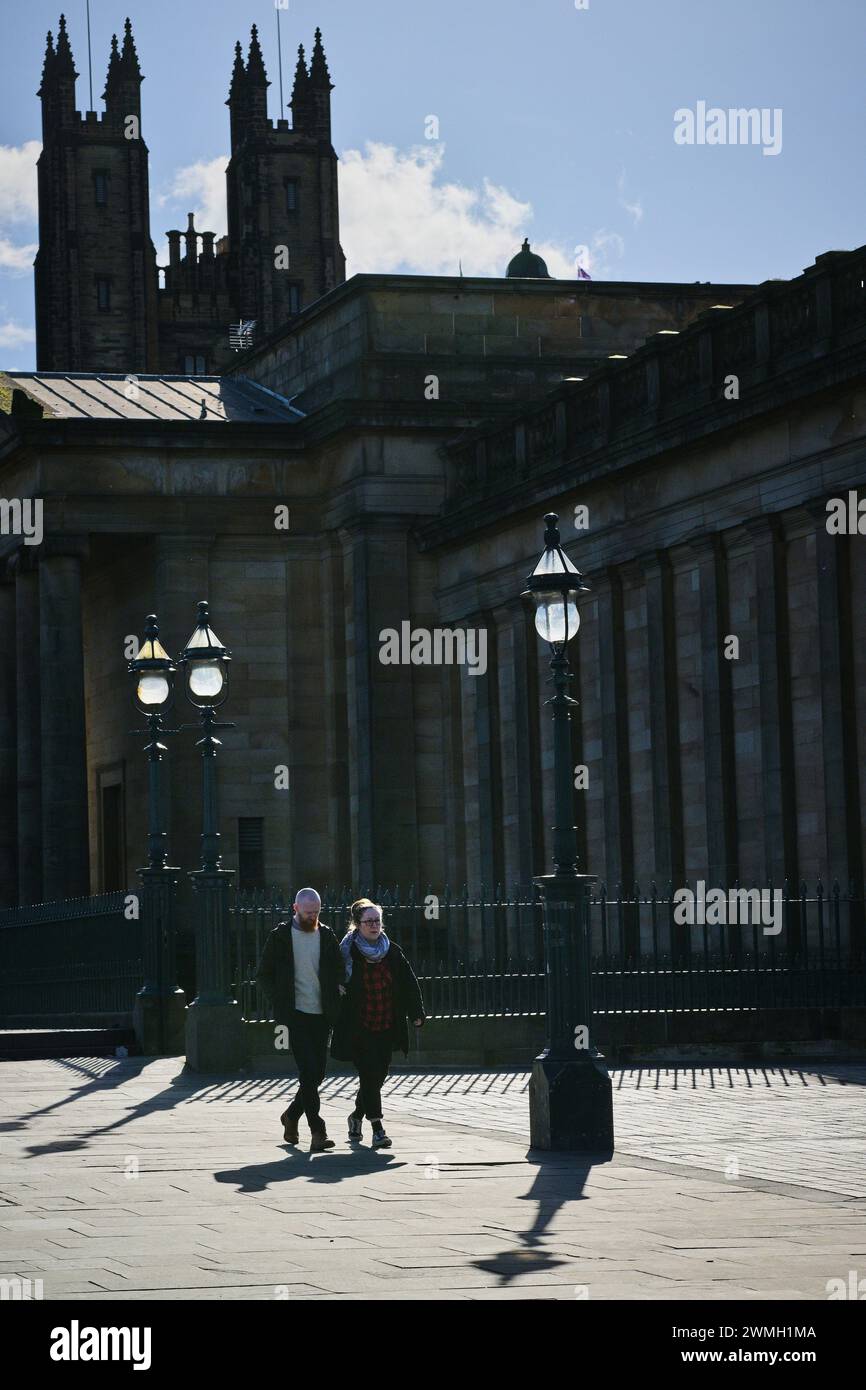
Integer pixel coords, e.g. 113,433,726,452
2,247,865,911
2,16,863,918
34,16,344,376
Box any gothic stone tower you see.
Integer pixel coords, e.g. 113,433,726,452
225,25,346,338
34,16,160,372
34,18,345,374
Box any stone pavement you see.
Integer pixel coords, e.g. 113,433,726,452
0,1057,864,1300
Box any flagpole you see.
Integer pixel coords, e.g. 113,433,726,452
276,7,285,113
86,0,94,110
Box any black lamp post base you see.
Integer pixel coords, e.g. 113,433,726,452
133,987,186,1057
529,1048,615,1154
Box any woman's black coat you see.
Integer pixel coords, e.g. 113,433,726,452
330,939,425,1061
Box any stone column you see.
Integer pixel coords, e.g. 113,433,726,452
473,609,503,892
14,555,41,904
746,516,798,887
690,531,738,888
321,536,352,887
441,662,467,891
812,508,863,893
509,600,545,890
594,567,633,893
643,550,684,888
39,538,90,901
0,571,17,906
340,520,420,890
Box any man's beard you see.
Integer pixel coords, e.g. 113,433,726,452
297,916,319,932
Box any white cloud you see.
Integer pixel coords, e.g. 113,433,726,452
0,237,37,274
0,142,40,223
156,141,630,282
339,141,610,280
157,156,228,253
0,142,40,281
0,318,35,348
617,169,644,225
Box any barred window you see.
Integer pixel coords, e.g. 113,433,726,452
238,817,265,890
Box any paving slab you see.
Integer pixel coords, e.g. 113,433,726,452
0,1056,864,1300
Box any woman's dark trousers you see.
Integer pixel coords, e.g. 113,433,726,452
352,1030,393,1121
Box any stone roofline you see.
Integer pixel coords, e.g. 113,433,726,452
418,244,866,546
226,270,758,371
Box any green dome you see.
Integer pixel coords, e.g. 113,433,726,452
506,238,551,279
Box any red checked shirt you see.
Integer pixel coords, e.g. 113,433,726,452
358,956,395,1032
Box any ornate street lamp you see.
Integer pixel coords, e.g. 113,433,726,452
180,600,231,711
128,615,185,1054
178,601,240,1069
523,515,590,880
522,513,614,1153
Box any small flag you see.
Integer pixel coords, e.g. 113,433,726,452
230,319,257,351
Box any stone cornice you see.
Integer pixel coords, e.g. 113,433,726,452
421,245,866,550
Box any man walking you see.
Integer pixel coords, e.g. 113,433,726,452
255,888,342,1152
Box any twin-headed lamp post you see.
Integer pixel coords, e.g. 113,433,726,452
128,602,240,1069
127,616,185,1054
522,513,614,1153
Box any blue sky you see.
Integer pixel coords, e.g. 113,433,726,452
1,0,864,368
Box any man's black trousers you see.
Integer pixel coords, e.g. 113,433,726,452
351,1029,393,1121
282,1011,331,1131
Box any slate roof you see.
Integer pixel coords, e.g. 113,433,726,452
1,372,304,423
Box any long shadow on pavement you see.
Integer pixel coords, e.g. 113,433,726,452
214,1145,407,1193
473,1150,610,1286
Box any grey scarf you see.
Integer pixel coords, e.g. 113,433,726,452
340,927,390,980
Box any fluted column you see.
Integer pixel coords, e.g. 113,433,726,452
509,599,545,890
690,531,738,888
340,520,420,889
812,506,863,892
39,538,90,900
643,549,684,887
14,555,41,904
746,516,798,886
594,567,633,892
0,572,17,906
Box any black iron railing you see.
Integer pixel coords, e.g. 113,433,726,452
231,880,865,1023
0,892,142,1020
1,881,862,1026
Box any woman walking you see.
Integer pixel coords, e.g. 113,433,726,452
331,898,425,1149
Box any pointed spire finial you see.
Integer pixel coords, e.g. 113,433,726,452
54,12,77,74
290,42,311,123
310,26,331,86
246,22,268,83
119,16,141,73
39,29,57,92
292,43,308,87
228,38,246,100
102,32,121,98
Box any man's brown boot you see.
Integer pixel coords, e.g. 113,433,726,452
310,1126,335,1152
281,1109,299,1145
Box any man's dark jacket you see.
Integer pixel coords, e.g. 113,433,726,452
255,920,343,1028
330,939,425,1061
